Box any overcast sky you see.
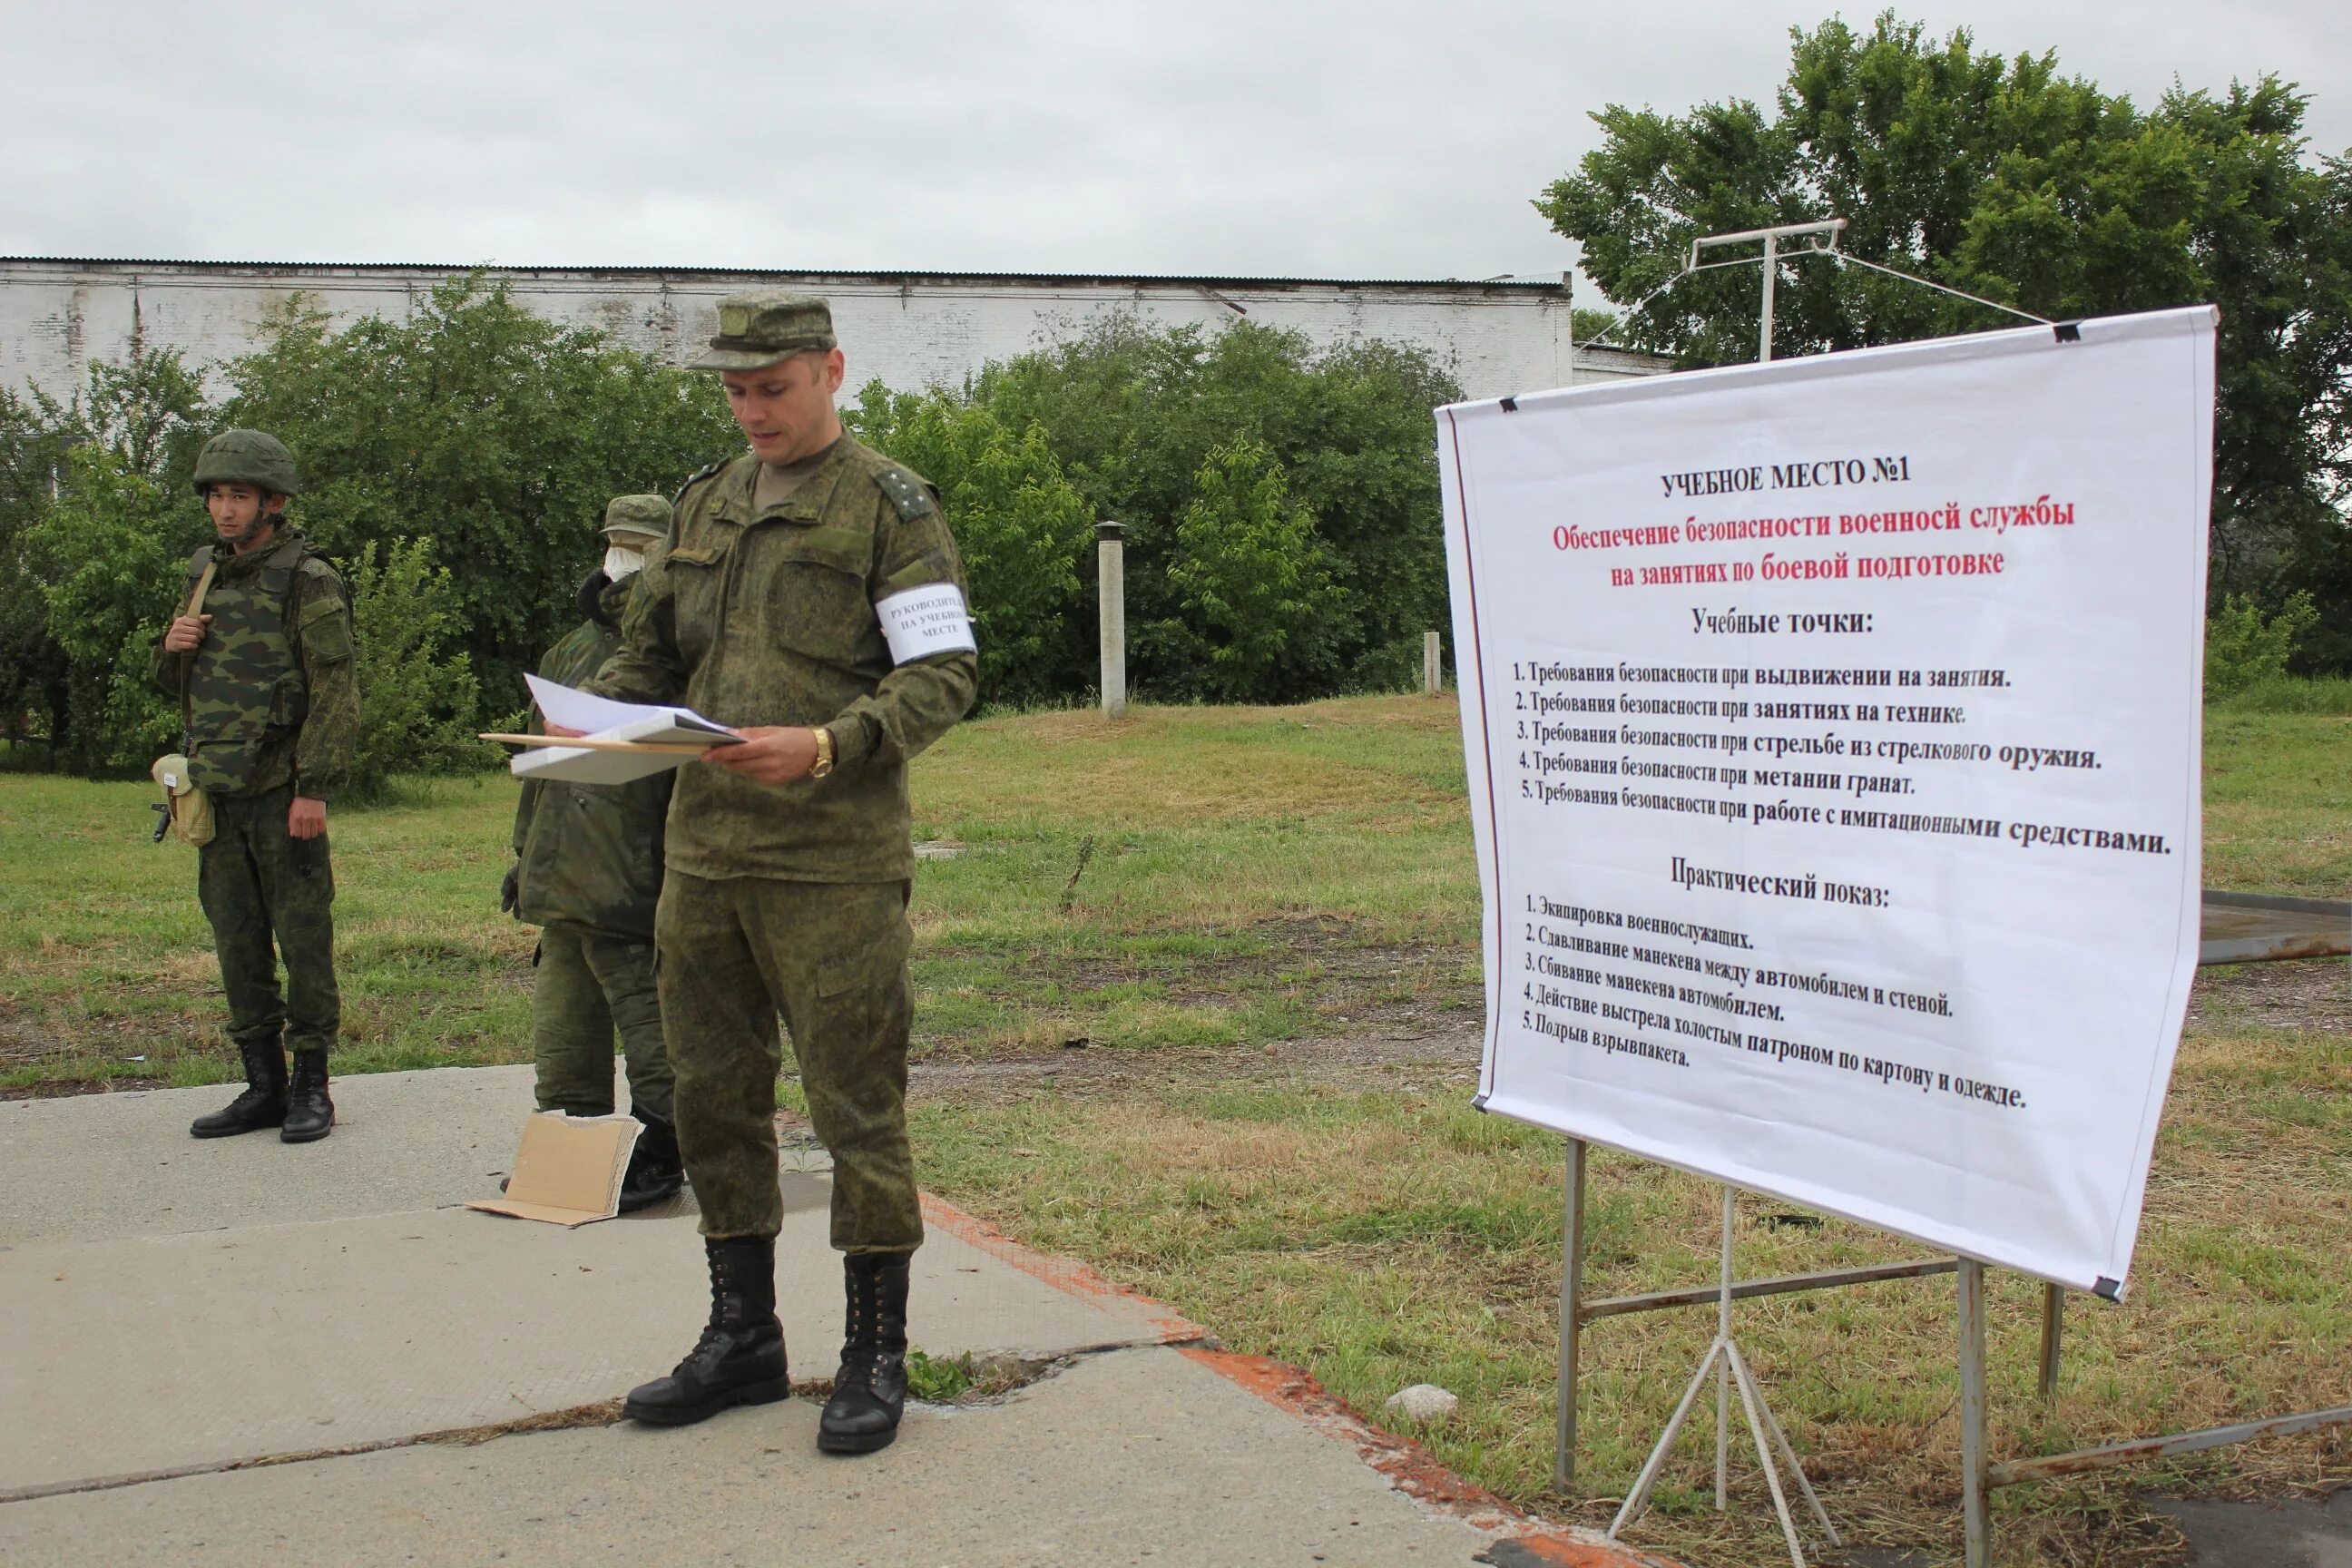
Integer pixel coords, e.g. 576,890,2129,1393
4,0,2342,294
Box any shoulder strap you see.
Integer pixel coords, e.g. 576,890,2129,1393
179,556,218,747
671,460,727,508
873,465,936,520
176,552,219,747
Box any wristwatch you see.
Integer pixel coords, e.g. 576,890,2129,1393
808,725,836,779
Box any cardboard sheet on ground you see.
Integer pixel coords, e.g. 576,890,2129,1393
508,675,740,784
466,1112,642,1226
1438,308,2215,1293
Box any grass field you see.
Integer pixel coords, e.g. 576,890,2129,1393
2,695,2346,1565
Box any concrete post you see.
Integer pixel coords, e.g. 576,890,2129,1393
1424,631,1444,695
1097,522,1126,720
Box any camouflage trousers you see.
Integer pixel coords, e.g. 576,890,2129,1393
532,923,673,1122
656,870,919,1253
195,787,339,1055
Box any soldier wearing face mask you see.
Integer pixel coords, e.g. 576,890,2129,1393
497,493,682,1210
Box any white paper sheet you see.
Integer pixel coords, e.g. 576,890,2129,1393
523,676,735,741
1439,307,2215,1292
512,677,740,784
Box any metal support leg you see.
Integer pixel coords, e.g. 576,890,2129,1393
1718,1185,1734,1510
1556,1139,1587,1490
1959,1259,1991,1568
2037,1282,2064,1401
1727,1340,1808,1568
1612,1338,1727,1537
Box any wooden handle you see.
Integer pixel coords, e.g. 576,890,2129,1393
478,732,735,755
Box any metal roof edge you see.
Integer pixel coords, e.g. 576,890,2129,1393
0,256,1566,291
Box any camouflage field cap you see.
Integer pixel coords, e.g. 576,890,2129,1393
191,428,299,497
687,290,837,371
601,493,672,541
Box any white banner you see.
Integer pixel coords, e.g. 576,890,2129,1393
1439,309,2215,1292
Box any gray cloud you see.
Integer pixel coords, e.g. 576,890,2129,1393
3,0,2341,290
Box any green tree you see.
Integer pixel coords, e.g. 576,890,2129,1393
1571,307,1622,345
846,384,1095,706
975,317,1461,697
19,350,214,770
1539,13,2352,666
0,387,75,750
1167,439,1348,702
345,537,494,794
2204,591,2318,701
217,274,741,704
30,446,187,771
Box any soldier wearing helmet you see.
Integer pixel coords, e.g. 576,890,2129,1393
498,494,683,1211
156,428,358,1145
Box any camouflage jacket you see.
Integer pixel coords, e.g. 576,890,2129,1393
582,437,977,882
151,529,358,801
510,573,671,938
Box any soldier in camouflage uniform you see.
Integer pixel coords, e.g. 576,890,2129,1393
501,494,682,1210
569,293,976,1455
157,430,358,1145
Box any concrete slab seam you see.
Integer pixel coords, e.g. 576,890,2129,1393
0,1338,1194,1511
0,1398,626,1507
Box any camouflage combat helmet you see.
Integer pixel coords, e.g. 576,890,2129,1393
602,494,672,541
191,429,300,498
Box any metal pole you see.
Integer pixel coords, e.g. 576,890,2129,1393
2038,1283,2064,1401
1719,1185,1735,1509
1424,631,1444,696
1958,1259,1991,1568
1759,231,1778,364
1096,522,1126,719
1555,1139,1587,1489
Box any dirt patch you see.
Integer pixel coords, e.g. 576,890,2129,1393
0,1005,68,1066
910,1019,1483,1104
2189,957,2352,1035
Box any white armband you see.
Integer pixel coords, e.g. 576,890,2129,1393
876,583,978,664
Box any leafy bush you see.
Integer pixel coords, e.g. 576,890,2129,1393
2205,593,2318,701
28,445,184,772
1166,439,1348,701
345,538,496,796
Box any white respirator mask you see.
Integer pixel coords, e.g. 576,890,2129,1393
603,544,645,581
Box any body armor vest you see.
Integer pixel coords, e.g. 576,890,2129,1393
182,534,311,795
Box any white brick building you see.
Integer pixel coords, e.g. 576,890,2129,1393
0,257,1665,406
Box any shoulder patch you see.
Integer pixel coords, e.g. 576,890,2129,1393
873,466,936,521
671,461,726,506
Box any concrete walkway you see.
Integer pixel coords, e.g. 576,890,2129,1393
0,1066,1661,1566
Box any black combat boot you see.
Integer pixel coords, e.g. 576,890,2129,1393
818,1251,911,1455
189,1037,288,1138
279,1047,335,1142
617,1111,685,1212
623,1237,789,1425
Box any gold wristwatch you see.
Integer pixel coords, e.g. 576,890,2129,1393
808,725,836,779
